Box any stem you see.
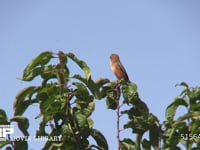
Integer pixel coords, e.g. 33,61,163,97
117,103,121,150
115,83,121,150
186,106,190,150
158,124,162,149
136,133,142,150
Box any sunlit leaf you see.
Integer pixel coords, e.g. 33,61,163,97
73,74,104,99
121,82,137,104
173,112,200,127
67,53,91,81
120,138,136,150
40,98,65,116
166,97,188,122
73,82,95,116
49,143,63,150
166,128,180,146
190,119,200,135
75,112,88,129
87,118,94,128
73,82,90,100
22,51,53,81
21,67,43,81
76,99,95,117
188,87,200,105
96,78,110,99
40,65,57,81
148,113,160,124
121,100,149,120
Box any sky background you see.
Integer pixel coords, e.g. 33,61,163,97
0,1,200,149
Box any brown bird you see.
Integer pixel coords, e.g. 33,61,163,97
110,53,130,82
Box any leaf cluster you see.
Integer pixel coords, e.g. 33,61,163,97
1,51,109,150
164,83,200,149
0,51,200,150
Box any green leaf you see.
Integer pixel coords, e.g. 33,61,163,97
105,84,120,110
67,53,91,81
149,124,160,148
74,112,91,139
76,98,95,117
188,87,200,105
106,95,118,110
0,109,8,124
22,51,53,81
49,143,63,150
73,82,91,100
164,128,180,147
120,138,136,150
14,86,38,115
90,128,109,150
190,119,200,135
96,78,110,99
171,112,200,129
148,113,160,124
84,101,95,117
21,67,44,81
96,78,110,88
40,65,57,81
0,141,11,149
36,115,51,137
40,98,65,116
121,82,137,104
166,97,188,122
75,112,88,129
142,139,151,150
176,82,189,88
15,100,38,116
123,118,148,134
14,86,37,108
14,138,28,150
87,118,94,128
37,84,66,116
73,74,106,99
10,116,29,136
121,100,149,120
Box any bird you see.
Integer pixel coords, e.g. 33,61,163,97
110,53,130,82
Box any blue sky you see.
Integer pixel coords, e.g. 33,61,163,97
0,1,200,149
